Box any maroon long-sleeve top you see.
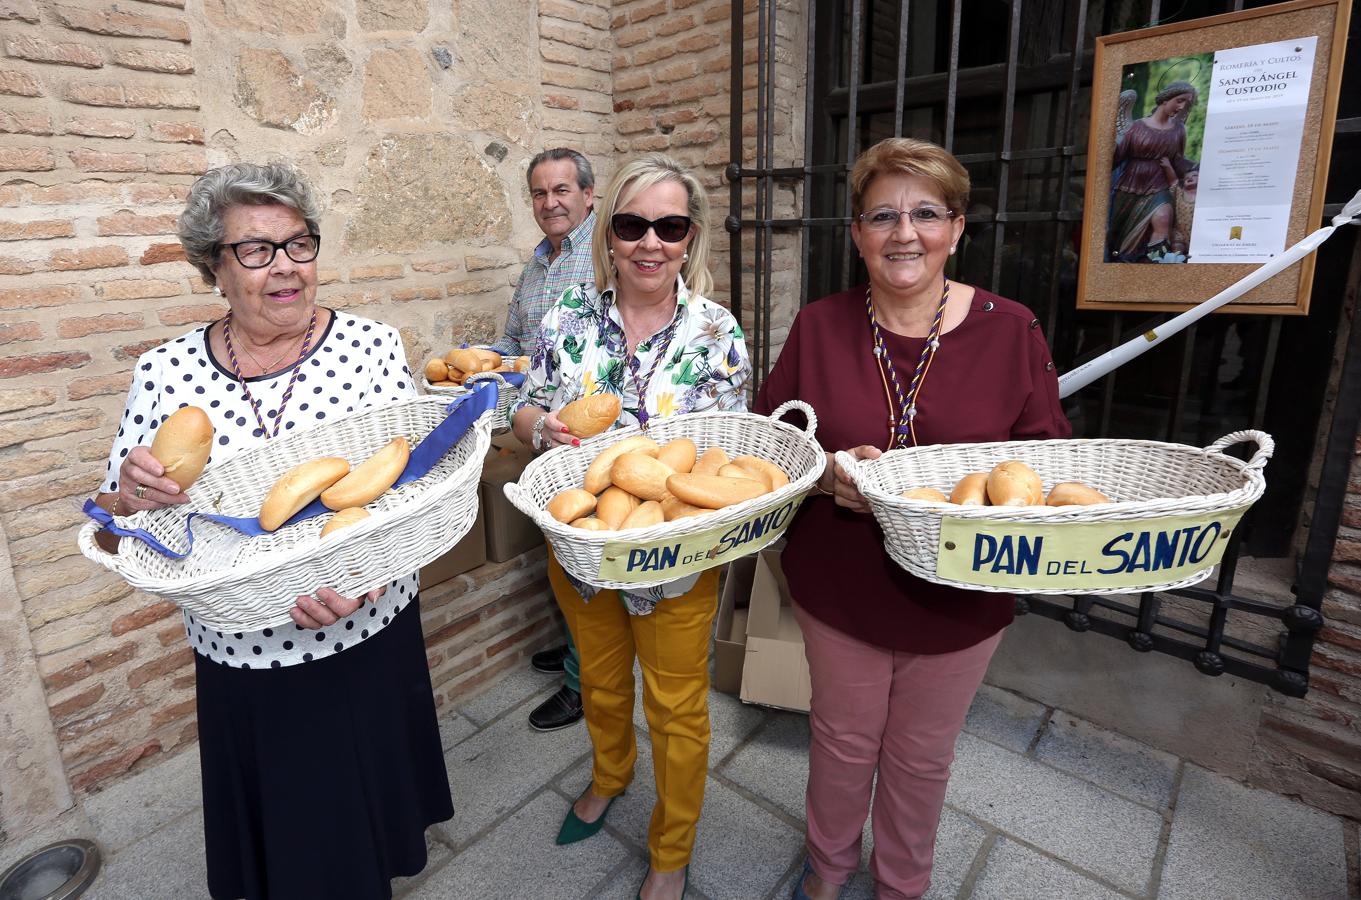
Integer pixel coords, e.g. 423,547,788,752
754,284,1071,654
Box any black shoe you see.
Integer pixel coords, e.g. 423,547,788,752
529,685,583,732
531,644,569,675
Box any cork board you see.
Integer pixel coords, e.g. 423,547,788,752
1077,0,1352,315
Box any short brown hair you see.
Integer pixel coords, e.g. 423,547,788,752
849,138,970,217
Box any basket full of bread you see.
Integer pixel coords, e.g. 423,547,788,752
422,346,530,428
78,393,496,632
504,397,826,590
834,430,1272,596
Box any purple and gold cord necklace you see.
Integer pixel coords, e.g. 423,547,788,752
867,274,949,449
222,308,317,439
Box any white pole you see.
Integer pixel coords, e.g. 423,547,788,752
1058,189,1361,399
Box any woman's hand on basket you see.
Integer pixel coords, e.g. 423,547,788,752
290,585,386,630
830,445,881,514
119,446,190,512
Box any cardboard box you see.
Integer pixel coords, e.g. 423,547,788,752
479,431,545,562
713,554,757,695
739,547,811,713
420,506,487,588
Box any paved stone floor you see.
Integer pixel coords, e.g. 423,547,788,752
13,670,1358,899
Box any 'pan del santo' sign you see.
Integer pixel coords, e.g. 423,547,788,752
596,495,800,584
934,506,1252,592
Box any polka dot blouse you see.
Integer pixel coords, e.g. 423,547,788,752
99,309,422,669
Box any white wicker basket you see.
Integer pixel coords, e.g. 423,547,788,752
421,371,517,431
504,401,825,590
835,430,1272,596
78,395,494,632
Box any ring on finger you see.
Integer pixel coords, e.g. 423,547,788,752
135,484,148,500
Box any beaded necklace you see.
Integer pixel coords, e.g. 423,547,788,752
222,308,318,439
866,275,949,449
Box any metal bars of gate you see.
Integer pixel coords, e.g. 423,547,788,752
724,0,1349,696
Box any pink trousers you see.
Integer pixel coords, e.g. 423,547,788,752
793,603,1003,900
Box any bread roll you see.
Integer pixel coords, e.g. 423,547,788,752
949,472,989,506
514,356,531,374
559,394,622,438
547,488,597,523
655,438,698,474
321,507,370,537
1046,482,1112,506
471,348,502,370
150,405,214,492
445,348,485,375
596,486,639,529
986,460,1043,506
320,437,410,510
666,473,768,509
611,452,674,501
662,495,713,521
730,455,789,491
571,517,610,531
425,358,448,382
583,435,660,494
900,487,948,502
693,447,730,476
718,463,764,483
447,367,467,386
621,500,665,530
260,457,350,532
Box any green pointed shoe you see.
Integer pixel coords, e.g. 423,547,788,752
555,790,622,845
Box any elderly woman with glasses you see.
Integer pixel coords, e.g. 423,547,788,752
510,153,750,900
753,138,1070,900
89,163,452,900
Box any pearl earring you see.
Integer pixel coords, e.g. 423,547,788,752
949,246,956,255
682,252,689,261
608,248,614,257
213,284,222,296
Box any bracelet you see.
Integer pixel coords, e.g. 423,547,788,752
530,412,549,452
110,494,124,517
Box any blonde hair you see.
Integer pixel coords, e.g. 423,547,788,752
591,153,713,299
850,138,970,217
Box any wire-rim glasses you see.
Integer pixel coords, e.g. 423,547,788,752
857,206,955,232
220,233,322,268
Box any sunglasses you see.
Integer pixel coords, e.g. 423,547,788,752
610,213,692,243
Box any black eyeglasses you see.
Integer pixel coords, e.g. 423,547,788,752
219,233,321,268
610,213,692,243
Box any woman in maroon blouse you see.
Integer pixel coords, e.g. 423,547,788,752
755,138,1070,900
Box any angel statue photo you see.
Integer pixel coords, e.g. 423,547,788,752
1106,55,1211,264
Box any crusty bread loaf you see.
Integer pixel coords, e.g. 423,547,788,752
320,437,410,510
611,452,674,501
425,358,449,383
666,473,768,509
150,405,214,492
583,435,659,494
949,472,989,506
655,438,698,474
514,355,531,374
717,463,763,483
1046,482,1112,506
621,500,665,530
558,394,622,438
471,348,502,370
444,348,482,374
260,457,351,532
596,486,639,529
547,488,596,523
320,507,370,537
900,487,948,502
986,460,1043,506
570,517,610,530
693,447,729,476
730,455,789,491
661,495,713,521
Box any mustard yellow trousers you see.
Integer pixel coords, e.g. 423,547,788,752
547,556,718,872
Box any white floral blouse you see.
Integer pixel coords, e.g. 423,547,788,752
511,275,753,613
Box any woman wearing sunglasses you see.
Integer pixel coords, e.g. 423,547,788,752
754,138,1069,899
510,153,751,900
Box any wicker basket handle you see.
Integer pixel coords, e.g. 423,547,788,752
768,400,818,439
832,449,863,490
1204,429,1274,471
502,481,536,520
77,519,125,575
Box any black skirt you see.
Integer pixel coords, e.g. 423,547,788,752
195,598,454,900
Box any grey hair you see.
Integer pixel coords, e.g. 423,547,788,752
177,162,323,286
526,148,594,191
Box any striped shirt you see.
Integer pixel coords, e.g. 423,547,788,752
492,209,597,356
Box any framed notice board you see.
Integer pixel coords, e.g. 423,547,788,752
1077,0,1352,315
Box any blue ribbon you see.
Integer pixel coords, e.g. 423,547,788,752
85,384,499,558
